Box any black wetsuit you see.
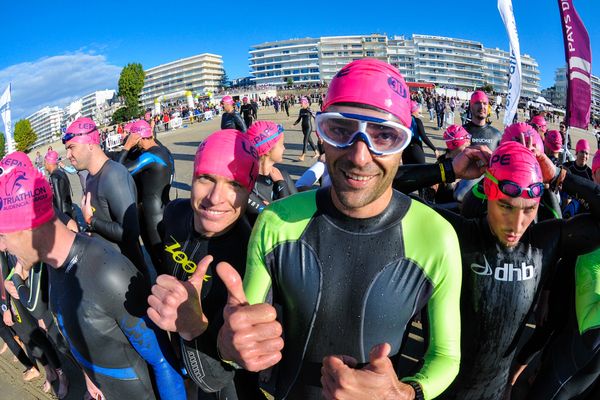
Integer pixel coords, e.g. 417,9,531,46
402,116,437,165
463,121,501,150
1,253,62,373
564,161,594,181
432,173,600,400
240,104,254,129
49,168,74,220
246,170,297,225
85,159,148,278
220,111,247,132
294,108,317,154
119,145,174,272
49,234,185,400
243,189,462,400
160,199,262,399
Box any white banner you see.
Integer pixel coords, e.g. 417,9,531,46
498,0,522,126
0,84,14,152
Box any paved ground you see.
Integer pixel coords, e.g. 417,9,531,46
0,104,597,399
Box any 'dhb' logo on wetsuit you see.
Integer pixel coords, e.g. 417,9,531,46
164,237,211,281
471,255,534,282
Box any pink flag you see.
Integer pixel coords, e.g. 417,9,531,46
558,0,592,129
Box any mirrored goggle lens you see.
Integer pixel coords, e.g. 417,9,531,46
499,181,544,198
317,116,408,153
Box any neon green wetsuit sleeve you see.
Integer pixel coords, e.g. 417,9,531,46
400,201,462,400
575,248,600,335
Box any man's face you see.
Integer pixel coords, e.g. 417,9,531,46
190,174,248,237
324,105,401,216
223,103,234,112
65,142,91,171
576,150,589,167
0,230,37,270
559,124,566,133
471,100,489,120
487,197,538,247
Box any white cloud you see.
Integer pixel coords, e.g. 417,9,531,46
0,52,122,121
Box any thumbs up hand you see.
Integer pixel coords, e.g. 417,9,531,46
147,255,213,341
321,343,417,400
216,261,284,372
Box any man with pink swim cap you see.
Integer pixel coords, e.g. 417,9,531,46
216,58,466,400
464,90,502,150
147,129,264,399
62,117,148,279
0,165,186,400
220,95,247,132
245,121,296,223
117,119,174,271
44,150,74,220
400,139,600,399
563,138,593,181
529,114,548,138
544,130,563,166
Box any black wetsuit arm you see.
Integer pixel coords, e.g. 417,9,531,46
0,253,9,310
415,118,436,152
179,337,235,392
233,113,247,133
392,158,455,194
89,169,140,243
106,265,186,400
247,192,266,215
11,264,45,320
294,111,302,125
561,171,600,219
117,149,130,165
50,173,73,218
273,170,297,200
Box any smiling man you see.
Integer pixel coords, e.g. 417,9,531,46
216,58,463,400
463,91,501,151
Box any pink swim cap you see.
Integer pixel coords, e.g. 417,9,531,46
247,121,284,157
323,58,411,128
193,129,259,192
470,91,489,106
484,141,543,202
1,151,33,175
0,166,55,233
444,125,471,150
44,150,59,165
130,120,152,138
63,117,100,145
124,122,134,132
222,95,234,105
501,123,544,153
242,96,249,103
576,139,590,153
544,130,563,153
410,100,420,114
144,112,152,121
530,115,547,131
300,97,309,105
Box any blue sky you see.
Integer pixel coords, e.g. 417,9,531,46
1,0,598,121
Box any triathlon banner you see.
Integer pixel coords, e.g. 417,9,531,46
558,0,591,129
0,84,13,152
498,0,522,126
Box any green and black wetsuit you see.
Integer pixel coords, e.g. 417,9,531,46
244,188,462,400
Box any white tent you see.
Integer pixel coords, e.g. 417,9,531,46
534,96,553,106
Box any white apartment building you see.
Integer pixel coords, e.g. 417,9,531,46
62,89,117,129
27,106,63,148
545,67,600,117
250,34,541,97
140,53,224,110
249,38,320,86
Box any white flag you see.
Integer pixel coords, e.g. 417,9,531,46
0,84,14,152
498,0,522,126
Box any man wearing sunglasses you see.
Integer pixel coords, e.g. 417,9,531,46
62,117,149,281
405,141,600,400
117,120,174,272
215,58,463,400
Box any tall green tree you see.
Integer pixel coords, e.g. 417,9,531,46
220,69,229,89
0,132,5,159
13,119,37,152
118,63,145,118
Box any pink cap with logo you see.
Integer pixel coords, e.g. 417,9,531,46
501,122,544,153
544,130,563,153
247,121,284,157
322,58,411,128
484,141,543,202
1,151,33,175
63,117,100,145
470,91,489,106
0,166,55,233
222,95,234,105
193,129,259,192
443,125,471,150
130,120,153,139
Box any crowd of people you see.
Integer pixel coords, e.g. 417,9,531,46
0,57,599,400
